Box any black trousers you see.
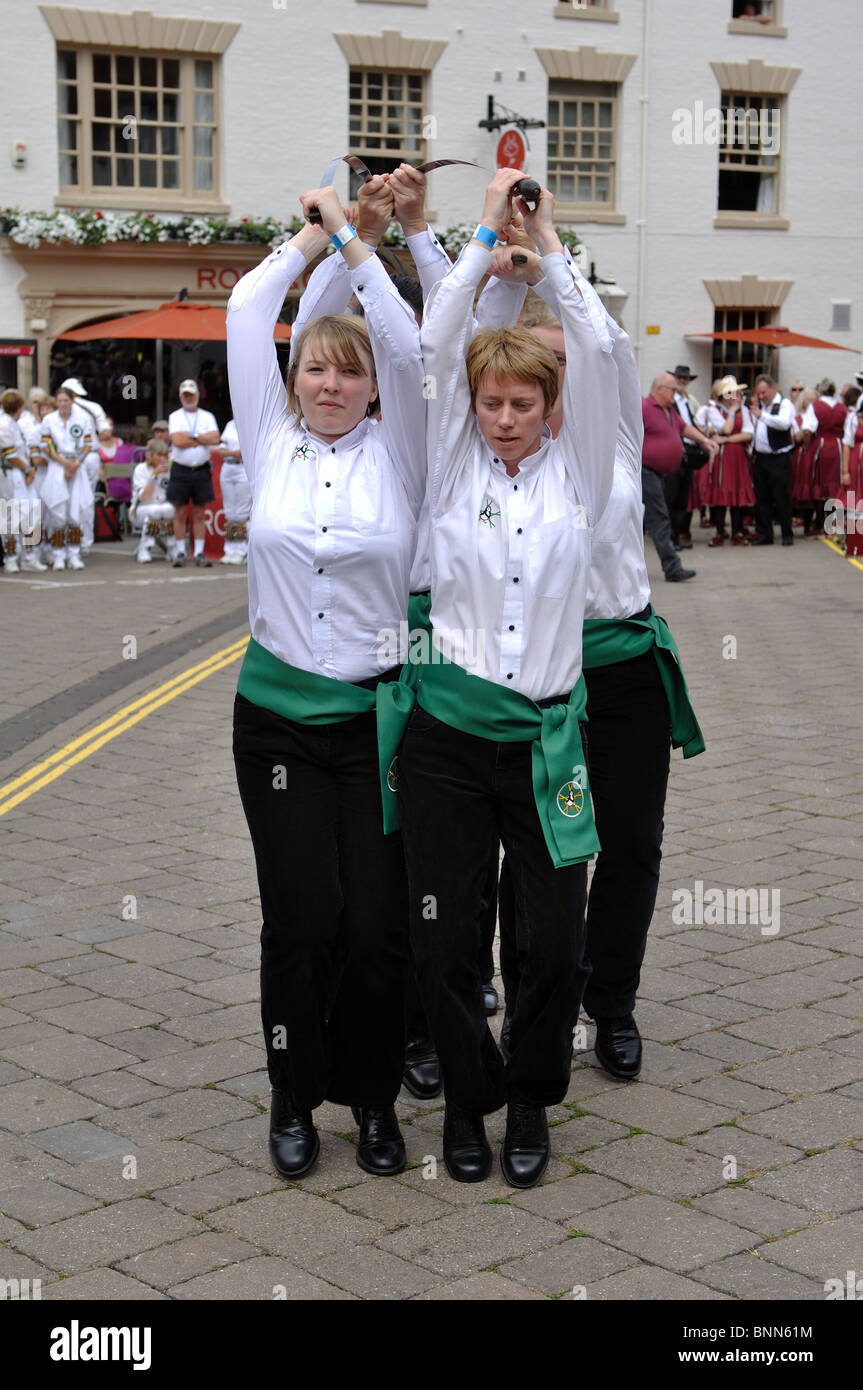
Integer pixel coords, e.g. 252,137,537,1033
399,705,588,1113
232,692,407,1110
642,467,682,577
753,451,793,542
500,650,671,1020
664,464,692,539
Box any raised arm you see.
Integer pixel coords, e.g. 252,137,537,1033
227,220,328,482
523,186,618,527
311,185,427,519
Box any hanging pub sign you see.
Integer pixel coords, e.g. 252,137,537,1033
496,126,528,170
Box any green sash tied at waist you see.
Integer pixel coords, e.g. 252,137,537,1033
416,656,600,870
407,590,432,634
237,637,416,834
582,605,705,759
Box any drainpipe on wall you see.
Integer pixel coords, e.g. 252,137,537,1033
634,0,651,375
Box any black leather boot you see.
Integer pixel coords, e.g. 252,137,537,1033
443,1105,492,1183
500,1100,549,1189
350,1106,406,1176
402,1038,442,1100
269,1089,319,1179
593,1013,642,1081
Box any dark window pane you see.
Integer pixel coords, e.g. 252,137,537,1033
94,89,112,118
92,155,112,185
116,55,134,86
162,58,179,88
162,93,179,123
140,57,157,87
139,125,157,154
59,84,79,116
162,160,179,189
117,158,134,187
58,50,77,81
59,153,78,185
140,159,157,187
195,59,213,88
92,123,111,152
140,92,157,122
114,124,131,152
57,119,77,151
118,89,135,117
161,127,178,155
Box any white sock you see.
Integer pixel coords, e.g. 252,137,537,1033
175,539,187,557
193,538,205,557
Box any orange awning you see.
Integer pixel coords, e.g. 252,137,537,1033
688,327,857,352
57,301,291,342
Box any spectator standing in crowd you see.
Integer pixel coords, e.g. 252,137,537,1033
40,386,97,570
800,378,847,535
131,438,175,563
791,385,818,534
750,374,796,546
151,419,170,446
214,419,251,565
0,390,47,573
167,379,220,568
665,364,701,550
707,376,755,546
641,373,717,582
841,386,862,500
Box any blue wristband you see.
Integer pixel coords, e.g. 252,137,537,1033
472,224,498,250
331,224,358,249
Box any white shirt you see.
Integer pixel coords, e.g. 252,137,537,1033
41,404,96,457
219,419,242,459
421,243,618,701
751,393,795,452
674,391,697,428
227,239,425,683
169,406,218,467
533,255,649,622
696,401,724,434
843,409,860,448
72,395,109,434
0,412,30,470
801,394,839,435
131,460,169,515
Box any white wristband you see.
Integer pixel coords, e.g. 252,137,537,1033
331,224,358,250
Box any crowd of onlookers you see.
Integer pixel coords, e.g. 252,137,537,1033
639,362,863,583
0,377,247,574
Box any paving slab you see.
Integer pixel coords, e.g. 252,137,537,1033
378,1204,567,1279
578,1194,758,1272
10,1197,199,1274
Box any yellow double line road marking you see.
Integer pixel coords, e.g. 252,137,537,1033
0,635,249,818
820,534,863,573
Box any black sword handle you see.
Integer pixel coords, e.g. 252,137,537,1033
512,178,541,208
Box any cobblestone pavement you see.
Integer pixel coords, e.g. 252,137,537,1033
0,531,860,1302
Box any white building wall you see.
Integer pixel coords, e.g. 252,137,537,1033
1,0,860,396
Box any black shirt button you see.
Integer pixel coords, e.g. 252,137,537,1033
513,576,519,583
322,526,327,532
493,457,499,463
513,484,518,491
517,527,523,534
317,567,324,574
508,624,515,631
331,446,336,453
325,481,331,487
318,612,324,618
507,673,513,679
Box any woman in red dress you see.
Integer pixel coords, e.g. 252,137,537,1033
801,380,847,534
840,386,862,503
708,377,755,546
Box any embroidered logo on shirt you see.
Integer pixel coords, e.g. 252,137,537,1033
386,757,399,792
291,442,315,465
556,781,585,818
479,497,500,528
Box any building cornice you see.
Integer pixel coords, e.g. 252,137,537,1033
38,5,239,54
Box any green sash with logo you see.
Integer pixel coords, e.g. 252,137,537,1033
416,656,600,869
237,637,416,833
582,605,705,759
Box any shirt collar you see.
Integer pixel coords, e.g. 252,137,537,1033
485,424,552,478
300,416,370,453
